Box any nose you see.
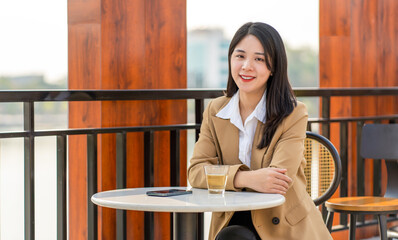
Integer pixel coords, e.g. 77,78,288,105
242,59,253,70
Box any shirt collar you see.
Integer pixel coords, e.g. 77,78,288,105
216,90,266,127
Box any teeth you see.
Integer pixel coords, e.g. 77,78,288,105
241,76,254,80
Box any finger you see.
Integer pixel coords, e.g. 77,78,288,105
273,172,292,183
269,187,287,195
270,183,288,193
272,179,289,191
272,168,287,174
274,178,290,190
272,169,292,182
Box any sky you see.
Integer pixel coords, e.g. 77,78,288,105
187,0,319,48
0,0,68,83
0,0,318,83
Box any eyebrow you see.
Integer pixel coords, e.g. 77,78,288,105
234,49,265,56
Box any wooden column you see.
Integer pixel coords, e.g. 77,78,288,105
68,0,187,239
320,0,398,239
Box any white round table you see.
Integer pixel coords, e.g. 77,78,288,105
92,187,285,239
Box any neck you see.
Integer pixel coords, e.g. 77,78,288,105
239,91,263,112
238,90,264,123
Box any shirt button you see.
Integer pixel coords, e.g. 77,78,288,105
272,217,280,225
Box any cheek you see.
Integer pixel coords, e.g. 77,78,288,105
258,65,271,78
230,61,240,75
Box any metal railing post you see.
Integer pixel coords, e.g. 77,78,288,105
57,135,67,240
144,131,154,240
116,132,127,240
24,102,35,240
87,134,98,240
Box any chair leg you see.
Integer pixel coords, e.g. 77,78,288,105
377,214,387,240
349,214,357,240
325,211,334,232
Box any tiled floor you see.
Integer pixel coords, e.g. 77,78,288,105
360,228,398,240
361,238,398,240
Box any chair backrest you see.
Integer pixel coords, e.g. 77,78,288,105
304,132,342,206
360,124,398,160
360,123,398,198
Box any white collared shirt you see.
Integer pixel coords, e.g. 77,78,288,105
216,90,266,168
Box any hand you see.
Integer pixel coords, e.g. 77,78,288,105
234,168,292,195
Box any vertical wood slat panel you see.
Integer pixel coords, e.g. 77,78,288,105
376,0,398,89
145,2,187,237
320,0,398,239
351,0,378,88
145,0,186,89
101,0,145,90
69,0,186,239
100,1,146,235
376,0,398,119
68,0,101,238
319,0,350,37
126,132,145,240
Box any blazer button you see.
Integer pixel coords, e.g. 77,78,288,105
272,217,280,225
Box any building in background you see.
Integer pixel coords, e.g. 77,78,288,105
187,28,230,88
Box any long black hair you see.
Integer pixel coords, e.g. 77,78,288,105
225,22,297,149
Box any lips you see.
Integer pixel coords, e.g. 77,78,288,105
240,75,255,82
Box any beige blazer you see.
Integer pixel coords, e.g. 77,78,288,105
188,96,332,240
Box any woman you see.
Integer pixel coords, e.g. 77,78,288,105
187,22,332,240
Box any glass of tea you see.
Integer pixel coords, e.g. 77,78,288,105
204,165,229,195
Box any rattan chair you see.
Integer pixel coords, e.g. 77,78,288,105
325,124,398,240
304,131,342,209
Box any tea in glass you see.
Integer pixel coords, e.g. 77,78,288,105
204,165,229,194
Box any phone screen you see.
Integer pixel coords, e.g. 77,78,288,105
146,189,192,197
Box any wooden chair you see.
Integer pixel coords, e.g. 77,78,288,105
304,131,342,208
325,124,398,240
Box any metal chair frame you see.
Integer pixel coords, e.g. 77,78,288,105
325,123,398,240
305,131,342,206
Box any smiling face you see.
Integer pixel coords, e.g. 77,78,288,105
230,34,272,99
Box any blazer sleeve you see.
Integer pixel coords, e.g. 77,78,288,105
268,102,308,181
187,99,249,191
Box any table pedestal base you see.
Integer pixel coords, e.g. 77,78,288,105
173,212,203,240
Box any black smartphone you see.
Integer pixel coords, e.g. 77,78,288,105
146,189,192,197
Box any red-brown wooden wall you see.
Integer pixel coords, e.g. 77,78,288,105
68,0,187,239
320,0,398,239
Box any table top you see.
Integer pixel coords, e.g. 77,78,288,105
91,187,285,213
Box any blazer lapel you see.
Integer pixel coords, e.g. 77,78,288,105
250,121,268,170
211,116,240,165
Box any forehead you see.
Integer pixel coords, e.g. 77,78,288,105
234,34,264,53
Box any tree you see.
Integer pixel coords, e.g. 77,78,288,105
286,45,319,88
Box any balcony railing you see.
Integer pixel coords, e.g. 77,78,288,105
0,87,397,240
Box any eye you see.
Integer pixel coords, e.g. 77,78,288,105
234,54,244,58
256,57,265,62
